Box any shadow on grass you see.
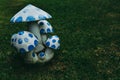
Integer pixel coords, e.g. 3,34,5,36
0,52,59,80
8,52,57,72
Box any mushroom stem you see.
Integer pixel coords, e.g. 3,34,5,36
41,34,47,45
28,21,45,52
28,22,42,43
44,48,54,62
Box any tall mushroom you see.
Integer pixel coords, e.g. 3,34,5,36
10,4,52,52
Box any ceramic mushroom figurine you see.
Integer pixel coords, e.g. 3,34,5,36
10,4,60,63
11,31,39,63
10,4,52,52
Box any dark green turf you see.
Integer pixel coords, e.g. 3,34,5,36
0,0,120,80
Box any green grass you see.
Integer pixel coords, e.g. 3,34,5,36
0,0,120,80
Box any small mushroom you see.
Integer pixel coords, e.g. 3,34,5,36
24,50,38,63
45,35,60,49
37,35,60,62
38,20,53,34
38,48,54,63
10,4,52,52
11,31,39,53
38,20,53,44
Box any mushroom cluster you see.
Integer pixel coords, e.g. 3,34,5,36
10,4,60,63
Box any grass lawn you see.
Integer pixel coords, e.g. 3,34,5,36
0,0,120,80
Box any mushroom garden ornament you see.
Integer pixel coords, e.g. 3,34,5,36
10,4,60,63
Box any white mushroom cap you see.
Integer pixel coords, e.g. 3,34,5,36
45,35,60,49
10,4,52,23
11,31,39,53
38,20,53,34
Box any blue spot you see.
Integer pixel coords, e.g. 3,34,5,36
24,38,29,42
15,16,23,22
18,31,24,35
28,33,33,38
32,53,35,57
23,9,28,13
34,40,38,46
47,22,51,26
47,28,51,33
11,38,14,42
38,15,46,20
42,16,46,19
38,16,42,19
39,22,44,26
28,45,34,51
58,40,60,44
23,11,26,13
10,17,15,22
20,48,26,54
51,45,56,49
40,29,45,33
39,52,45,57
52,39,56,43
26,16,35,21
46,42,50,47
18,39,23,44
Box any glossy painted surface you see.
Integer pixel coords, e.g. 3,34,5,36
45,35,60,49
38,20,53,34
10,4,52,23
11,31,38,53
